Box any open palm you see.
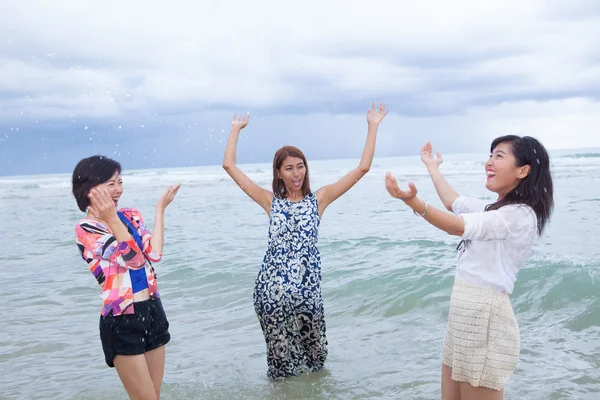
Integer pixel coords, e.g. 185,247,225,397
232,113,250,130
88,187,117,221
421,142,442,168
366,102,389,125
385,172,418,201
156,183,182,211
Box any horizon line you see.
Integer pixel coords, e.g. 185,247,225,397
1,145,598,179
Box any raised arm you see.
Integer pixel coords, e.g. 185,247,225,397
222,114,273,215
384,172,536,241
384,172,465,236
150,183,181,258
421,142,459,211
317,102,389,216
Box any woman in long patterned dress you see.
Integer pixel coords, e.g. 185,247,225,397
222,102,389,379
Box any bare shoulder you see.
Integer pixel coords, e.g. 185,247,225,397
260,189,275,214
315,186,328,201
262,189,274,202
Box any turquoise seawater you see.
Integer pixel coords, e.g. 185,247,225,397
0,150,599,399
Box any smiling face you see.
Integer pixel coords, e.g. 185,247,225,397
485,141,531,198
277,156,306,193
92,171,123,207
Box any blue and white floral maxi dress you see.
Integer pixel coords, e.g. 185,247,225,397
253,193,328,379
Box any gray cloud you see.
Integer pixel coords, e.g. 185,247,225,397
1,0,600,175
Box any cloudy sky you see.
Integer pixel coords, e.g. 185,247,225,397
1,0,599,176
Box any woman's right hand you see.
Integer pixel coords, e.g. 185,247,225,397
88,187,118,222
421,141,443,169
385,172,418,202
232,113,250,130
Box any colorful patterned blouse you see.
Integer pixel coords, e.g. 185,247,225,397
75,208,162,316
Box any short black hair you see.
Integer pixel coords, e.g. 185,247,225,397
72,155,122,212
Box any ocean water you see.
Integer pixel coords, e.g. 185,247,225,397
0,150,599,400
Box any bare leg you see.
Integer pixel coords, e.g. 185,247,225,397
441,365,461,400
113,354,157,400
144,345,166,399
459,382,503,400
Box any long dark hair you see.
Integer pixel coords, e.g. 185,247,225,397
486,135,554,235
272,146,311,198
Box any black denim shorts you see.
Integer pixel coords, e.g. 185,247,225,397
99,298,170,367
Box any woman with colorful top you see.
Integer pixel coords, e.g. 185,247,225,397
72,155,181,400
222,102,389,379
385,136,554,399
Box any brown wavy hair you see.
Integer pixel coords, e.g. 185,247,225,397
272,146,311,198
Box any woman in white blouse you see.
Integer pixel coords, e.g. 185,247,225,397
385,136,554,400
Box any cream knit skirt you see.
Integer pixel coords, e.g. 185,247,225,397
442,279,520,391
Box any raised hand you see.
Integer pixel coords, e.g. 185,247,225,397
385,172,418,202
88,186,118,222
366,102,389,126
232,113,250,130
156,183,182,212
421,142,443,169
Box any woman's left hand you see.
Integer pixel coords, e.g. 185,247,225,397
366,102,389,126
385,172,418,202
156,183,182,211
